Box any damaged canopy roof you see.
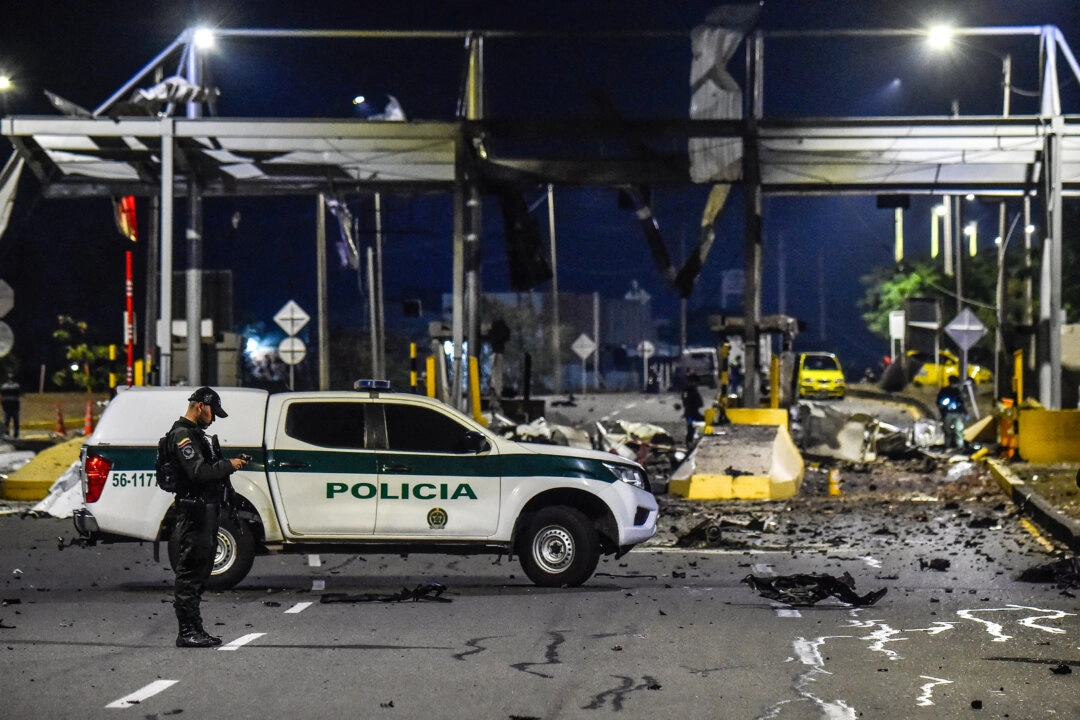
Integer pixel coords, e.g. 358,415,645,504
5,114,1080,199
1,116,460,198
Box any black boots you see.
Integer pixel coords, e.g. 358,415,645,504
176,621,222,648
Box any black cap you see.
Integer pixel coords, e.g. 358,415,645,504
188,386,228,418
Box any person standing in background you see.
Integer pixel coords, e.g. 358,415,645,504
1,373,21,438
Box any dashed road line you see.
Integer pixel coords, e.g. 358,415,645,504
307,554,322,567
105,679,178,708
285,601,313,614
312,579,326,590
218,632,265,651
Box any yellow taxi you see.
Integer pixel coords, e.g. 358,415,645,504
908,349,992,387
797,352,846,399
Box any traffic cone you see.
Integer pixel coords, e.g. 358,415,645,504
83,400,94,436
54,403,67,436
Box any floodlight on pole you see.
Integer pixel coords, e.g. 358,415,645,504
927,25,954,49
964,221,977,256
193,28,215,50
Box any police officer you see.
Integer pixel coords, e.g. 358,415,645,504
936,375,967,450
168,387,248,648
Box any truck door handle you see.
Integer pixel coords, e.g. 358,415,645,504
381,463,410,473
277,460,310,470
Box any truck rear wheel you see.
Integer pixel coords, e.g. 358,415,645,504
517,506,600,587
168,514,255,591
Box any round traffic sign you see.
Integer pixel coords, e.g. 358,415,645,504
0,279,13,318
278,336,307,365
0,320,12,358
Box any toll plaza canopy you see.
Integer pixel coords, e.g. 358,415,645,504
2,24,1079,405
3,115,1078,199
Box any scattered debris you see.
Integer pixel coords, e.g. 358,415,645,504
741,571,887,606
1051,663,1073,675
920,558,951,572
791,401,913,463
498,416,592,449
675,519,723,548
1018,556,1080,588
594,420,682,488
25,461,83,519
320,583,451,603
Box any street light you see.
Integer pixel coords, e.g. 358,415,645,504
963,220,977,257
0,75,12,116
927,25,954,49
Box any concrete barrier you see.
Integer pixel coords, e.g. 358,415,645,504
1018,408,1080,463
668,423,804,500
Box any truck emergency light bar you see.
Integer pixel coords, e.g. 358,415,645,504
353,379,391,391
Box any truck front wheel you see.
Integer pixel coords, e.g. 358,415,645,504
517,506,600,587
168,514,256,591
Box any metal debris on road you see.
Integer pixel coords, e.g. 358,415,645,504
741,571,887,606
1018,556,1080,588
320,583,451,603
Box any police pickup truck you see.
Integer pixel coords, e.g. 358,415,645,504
75,383,658,590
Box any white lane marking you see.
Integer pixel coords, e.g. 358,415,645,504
285,601,313,614
957,605,1075,642
307,554,321,567
105,679,178,708
916,676,953,707
764,636,857,720
845,619,957,661
776,608,801,618
858,555,881,569
312,579,326,590
751,563,775,575
217,632,265,651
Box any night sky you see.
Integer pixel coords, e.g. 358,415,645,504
1,1,1078,385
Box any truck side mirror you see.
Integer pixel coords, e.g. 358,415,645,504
463,431,490,454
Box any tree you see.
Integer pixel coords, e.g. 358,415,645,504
51,315,112,391
858,262,945,339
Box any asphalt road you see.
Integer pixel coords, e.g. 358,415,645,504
0,391,1075,719
0,502,1076,719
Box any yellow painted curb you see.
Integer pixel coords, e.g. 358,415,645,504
1,437,85,501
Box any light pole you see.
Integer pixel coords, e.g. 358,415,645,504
928,28,1016,394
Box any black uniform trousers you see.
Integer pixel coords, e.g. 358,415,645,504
173,500,221,624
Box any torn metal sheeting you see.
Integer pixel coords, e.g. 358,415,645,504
320,583,451,603
792,400,912,463
742,571,887,607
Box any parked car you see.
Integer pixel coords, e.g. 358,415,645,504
796,352,846,399
908,349,992,386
